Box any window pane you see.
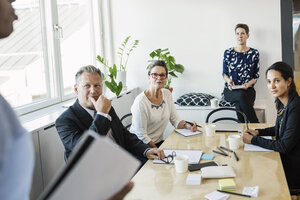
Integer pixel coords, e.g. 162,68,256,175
0,0,48,108
57,0,94,96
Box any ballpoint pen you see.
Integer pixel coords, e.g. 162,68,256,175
233,151,239,161
185,121,202,128
212,150,228,157
217,190,251,198
217,147,228,156
220,146,233,153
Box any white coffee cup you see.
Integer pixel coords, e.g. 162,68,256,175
210,98,219,108
228,135,241,150
205,124,216,136
174,155,189,173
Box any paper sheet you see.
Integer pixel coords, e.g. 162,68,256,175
48,134,140,200
175,129,201,137
205,191,230,200
153,149,203,164
243,186,259,197
244,136,274,152
186,174,202,185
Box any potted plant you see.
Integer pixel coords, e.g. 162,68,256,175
97,55,123,97
117,36,139,89
96,36,139,97
148,48,185,90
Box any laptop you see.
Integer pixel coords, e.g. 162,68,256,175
38,130,140,200
215,123,244,132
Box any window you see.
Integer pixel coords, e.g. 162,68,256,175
57,0,95,97
0,0,99,115
0,0,48,108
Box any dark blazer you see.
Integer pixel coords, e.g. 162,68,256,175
251,92,300,189
56,99,150,159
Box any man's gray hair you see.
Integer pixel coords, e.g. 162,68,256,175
75,65,102,83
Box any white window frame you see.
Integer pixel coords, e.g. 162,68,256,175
14,0,102,116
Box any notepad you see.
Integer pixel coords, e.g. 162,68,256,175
186,174,202,185
205,190,230,200
153,149,203,164
201,154,214,160
231,85,245,90
244,136,274,152
218,178,236,192
175,129,201,137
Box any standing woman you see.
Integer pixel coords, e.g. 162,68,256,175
242,62,300,192
130,60,197,148
223,23,259,123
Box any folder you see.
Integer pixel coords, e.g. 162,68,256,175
38,130,140,200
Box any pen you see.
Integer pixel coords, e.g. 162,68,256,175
233,151,239,161
212,150,228,157
217,190,251,198
217,147,228,156
220,146,233,153
185,121,202,128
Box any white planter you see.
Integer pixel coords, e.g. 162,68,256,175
117,70,127,90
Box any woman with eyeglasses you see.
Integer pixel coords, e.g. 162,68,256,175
222,23,260,123
242,62,300,192
130,60,197,148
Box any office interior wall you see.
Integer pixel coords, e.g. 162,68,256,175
103,0,282,123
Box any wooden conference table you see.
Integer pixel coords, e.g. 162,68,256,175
125,123,290,200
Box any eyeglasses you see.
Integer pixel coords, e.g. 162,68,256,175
150,73,167,79
160,151,176,164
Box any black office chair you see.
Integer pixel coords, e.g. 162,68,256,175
120,113,132,130
205,107,249,129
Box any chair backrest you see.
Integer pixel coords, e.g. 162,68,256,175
120,113,132,130
205,107,249,129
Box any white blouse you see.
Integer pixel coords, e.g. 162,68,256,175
130,89,181,144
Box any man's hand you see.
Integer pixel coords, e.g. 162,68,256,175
108,181,134,200
146,148,165,160
90,95,111,114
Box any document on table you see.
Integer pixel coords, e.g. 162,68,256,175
153,149,203,164
175,129,201,137
43,131,140,200
244,136,274,152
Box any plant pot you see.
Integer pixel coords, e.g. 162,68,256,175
117,70,127,90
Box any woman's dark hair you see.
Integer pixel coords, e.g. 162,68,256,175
235,23,249,34
148,60,168,76
265,61,297,109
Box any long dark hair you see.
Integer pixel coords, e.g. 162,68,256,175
265,61,297,110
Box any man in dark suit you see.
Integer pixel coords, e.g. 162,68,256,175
56,65,165,163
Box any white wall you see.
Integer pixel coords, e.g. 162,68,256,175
102,0,282,123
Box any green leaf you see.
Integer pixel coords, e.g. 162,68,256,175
149,51,156,58
112,64,117,78
174,64,184,73
169,71,178,78
116,82,123,96
105,81,114,91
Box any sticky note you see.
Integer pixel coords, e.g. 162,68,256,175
201,154,214,160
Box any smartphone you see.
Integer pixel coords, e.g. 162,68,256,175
188,161,218,172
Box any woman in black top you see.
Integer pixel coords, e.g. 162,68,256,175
242,62,300,192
